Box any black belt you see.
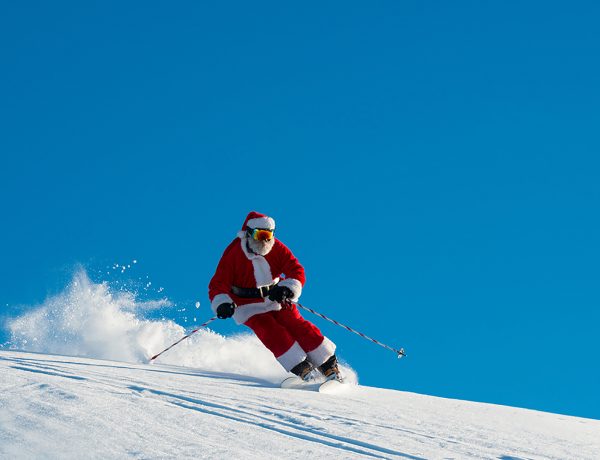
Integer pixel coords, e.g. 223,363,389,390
231,283,276,299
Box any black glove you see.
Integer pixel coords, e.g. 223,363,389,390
216,302,235,319
268,285,293,303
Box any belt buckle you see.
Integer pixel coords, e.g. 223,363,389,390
260,285,269,298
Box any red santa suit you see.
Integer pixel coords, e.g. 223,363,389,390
208,212,336,372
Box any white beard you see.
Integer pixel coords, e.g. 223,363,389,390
247,237,275,256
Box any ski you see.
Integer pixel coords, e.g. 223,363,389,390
318,378,346,394
280,376,322,391
280,376,347,393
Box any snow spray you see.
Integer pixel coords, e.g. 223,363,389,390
4,269,359,384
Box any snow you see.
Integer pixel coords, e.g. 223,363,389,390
1,350,599,459
2,270,599,458
4,269,356,384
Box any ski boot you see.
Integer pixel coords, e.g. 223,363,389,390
318,354,342,382
290,359,314,381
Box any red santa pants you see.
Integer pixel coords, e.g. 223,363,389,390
244,305,326,367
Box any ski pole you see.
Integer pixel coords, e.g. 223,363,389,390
294,302,406,358
148,316,217,363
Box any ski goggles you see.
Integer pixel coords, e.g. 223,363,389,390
248,228,274,241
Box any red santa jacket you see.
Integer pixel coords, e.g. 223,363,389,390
209,232,305,325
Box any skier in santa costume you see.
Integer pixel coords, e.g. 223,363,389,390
209,211,341,381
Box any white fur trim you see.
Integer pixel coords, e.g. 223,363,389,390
278,278,302,301
235,300,281,325
211,293,234,314
277,342,307,372
306,337,336,367
251,258,273,286
238,232,275,287
246,216,275,230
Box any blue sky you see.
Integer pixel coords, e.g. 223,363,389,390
1,2,599,419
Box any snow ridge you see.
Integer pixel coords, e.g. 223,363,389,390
1,350,599,459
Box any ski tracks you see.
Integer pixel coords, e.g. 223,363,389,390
2,355,422,458
3,352,598,460
127,383,424,460
0,355,495,459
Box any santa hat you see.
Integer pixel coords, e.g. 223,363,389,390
241,211,276,231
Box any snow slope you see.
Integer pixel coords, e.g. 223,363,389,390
1,349,598,460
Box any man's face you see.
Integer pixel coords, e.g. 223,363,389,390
247,228,275,256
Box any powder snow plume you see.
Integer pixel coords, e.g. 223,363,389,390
4,269,357,384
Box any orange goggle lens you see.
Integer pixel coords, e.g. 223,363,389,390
250,228,274,241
